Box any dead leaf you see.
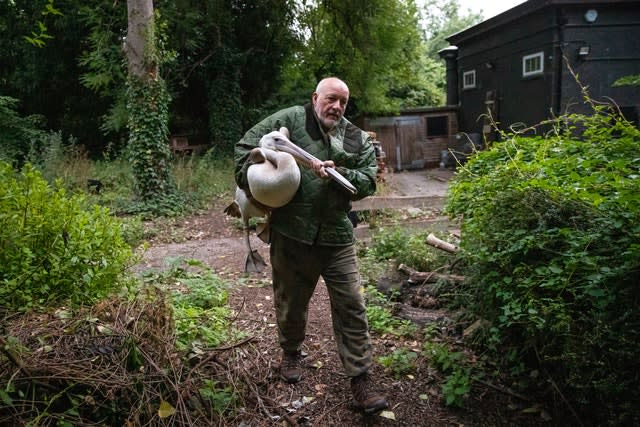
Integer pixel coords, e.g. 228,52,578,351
158,400,176,418
379,410,396,420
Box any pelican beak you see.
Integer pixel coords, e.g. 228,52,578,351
265,133,357,195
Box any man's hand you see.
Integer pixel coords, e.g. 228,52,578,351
310,159,336,179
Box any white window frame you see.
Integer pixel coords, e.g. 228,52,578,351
522,52,544,77
462,69,476,89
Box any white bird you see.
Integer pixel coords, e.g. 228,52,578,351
224,127,357,273
224,128,301,273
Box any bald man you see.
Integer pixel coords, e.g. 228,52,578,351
234,77,388,414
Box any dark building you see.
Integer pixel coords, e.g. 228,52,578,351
441,0,640,142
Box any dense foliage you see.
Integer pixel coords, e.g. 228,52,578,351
0,96,49,164
0,163,132,311
1,0,480,158
446,106,640,424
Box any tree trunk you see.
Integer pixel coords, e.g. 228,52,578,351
125,0,154,80
124,0,178,210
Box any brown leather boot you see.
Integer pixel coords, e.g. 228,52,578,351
351,372,389,414
280,351,303,384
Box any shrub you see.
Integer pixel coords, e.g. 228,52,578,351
0,163,133,311
367,225,453,272
446,106,640,422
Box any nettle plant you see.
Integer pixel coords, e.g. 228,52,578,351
446,104,640,422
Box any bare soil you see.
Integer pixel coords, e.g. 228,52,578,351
137,170,552,426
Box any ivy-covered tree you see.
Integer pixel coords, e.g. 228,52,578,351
124,0,180,214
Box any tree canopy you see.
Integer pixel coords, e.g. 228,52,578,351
0,0,482,157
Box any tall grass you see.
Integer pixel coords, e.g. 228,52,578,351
25,134,236,215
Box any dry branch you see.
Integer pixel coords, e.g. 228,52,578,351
398,263,465,284
426,233,459,253
0,335,32,377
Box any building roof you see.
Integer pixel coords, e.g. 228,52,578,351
446,0,637,45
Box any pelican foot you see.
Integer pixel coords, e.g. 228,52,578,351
245,250,267,273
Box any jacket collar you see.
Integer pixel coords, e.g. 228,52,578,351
304,103,324,140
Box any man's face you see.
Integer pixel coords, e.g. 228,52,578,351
312,81,349,131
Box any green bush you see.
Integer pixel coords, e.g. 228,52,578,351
367,225,453,272
0,163,133,311
446,107,640,422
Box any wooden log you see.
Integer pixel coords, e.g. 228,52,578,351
398,263,465,284
426,233,459,253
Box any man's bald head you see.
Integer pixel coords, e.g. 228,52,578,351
312,77,350,131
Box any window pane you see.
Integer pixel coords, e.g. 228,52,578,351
523,52,543,76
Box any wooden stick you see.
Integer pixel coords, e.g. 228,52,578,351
426,233,459,253
0,335,33,377
398,264,465,284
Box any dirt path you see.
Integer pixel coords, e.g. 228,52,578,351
136,169,547,426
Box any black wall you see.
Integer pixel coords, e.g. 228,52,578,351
447,0,640,136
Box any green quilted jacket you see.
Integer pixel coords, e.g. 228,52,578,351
234,104,377,246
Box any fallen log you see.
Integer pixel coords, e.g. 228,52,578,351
398,263,465,284
426,233,459,253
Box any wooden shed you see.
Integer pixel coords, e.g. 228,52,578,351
363,106,458,171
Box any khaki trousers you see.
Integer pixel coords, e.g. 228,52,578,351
270,230,372,377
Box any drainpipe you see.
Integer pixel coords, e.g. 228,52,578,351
551,8,566,116
438,46,459,106
394,121,402,171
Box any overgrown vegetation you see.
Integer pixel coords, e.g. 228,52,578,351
0,162,132,311
0,261,242,425
0,151,244,424
365,285,417,337
141,258,241,353
361,221,475,407
2,61,639,421
446,104,640,424
423,341,472,407
0,96,48,164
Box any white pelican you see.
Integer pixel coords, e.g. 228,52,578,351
224,127,356,273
